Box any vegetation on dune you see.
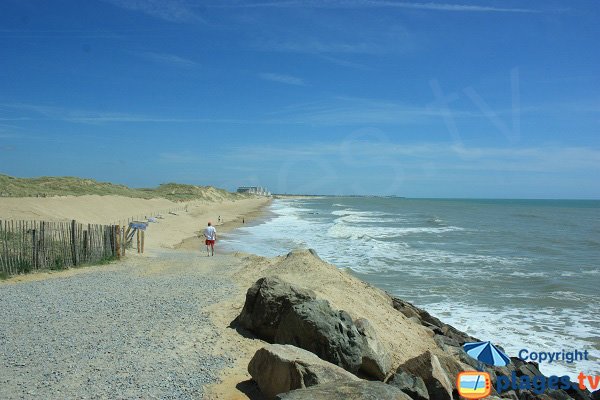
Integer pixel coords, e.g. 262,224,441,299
0,174,248,201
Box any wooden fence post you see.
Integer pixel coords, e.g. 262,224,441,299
141,230,145,254
115,225,120,259
136,230,140,254
70,220,78,266
32,228,37,271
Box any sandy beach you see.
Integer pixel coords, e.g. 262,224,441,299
0,195,271,251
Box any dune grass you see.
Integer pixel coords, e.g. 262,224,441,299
0,174,247,201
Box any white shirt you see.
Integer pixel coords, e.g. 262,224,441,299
204,226,216,240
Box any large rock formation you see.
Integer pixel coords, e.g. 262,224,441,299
274,299,365,373
238,276,392,378
247,344,360,400
275,380,413,400
237,276,316,341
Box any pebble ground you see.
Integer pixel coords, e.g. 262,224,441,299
0,250,238,399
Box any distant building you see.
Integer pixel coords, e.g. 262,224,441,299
237,186,271,196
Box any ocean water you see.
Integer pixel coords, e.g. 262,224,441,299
221,197,600,379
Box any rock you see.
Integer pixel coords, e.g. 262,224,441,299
517,363,543,379
435,352,480,391
592,389,600,400
434,334,460,350
275,380,413,400
564,382,593,400
546,389,574,400
237,277,316,341
275,299,365,373
390,297,478,345
355,318,392,380
248,344,360,400
387,370,429,400
397,351,453,400
500,390,519,399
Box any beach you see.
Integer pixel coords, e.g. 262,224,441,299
0,193,597,399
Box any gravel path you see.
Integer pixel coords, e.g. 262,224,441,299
0,250,238,399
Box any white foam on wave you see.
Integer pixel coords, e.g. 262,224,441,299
509,271,548,278
582,269,599,275
335,214,407,224
331,209,391,217
327,223,464,241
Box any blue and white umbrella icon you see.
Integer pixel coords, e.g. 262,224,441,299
463,341,511,367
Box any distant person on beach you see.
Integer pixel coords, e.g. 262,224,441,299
203,222,217,256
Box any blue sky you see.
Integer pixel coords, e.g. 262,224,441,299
0,0,598,198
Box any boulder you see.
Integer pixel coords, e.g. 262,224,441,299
500,390,519,399
387,370,429,400
517,362,543,379
435,352,474,389
545,389,575,400
275,380,413,400
248,344,360,400
355,318,392,380
565,383,593,400
397,351,453,400
275,299,365,373
237,276,316,341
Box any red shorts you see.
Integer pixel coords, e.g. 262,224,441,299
205,239,215,246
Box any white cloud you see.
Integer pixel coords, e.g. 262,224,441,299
0,103,255,124
102,0,204,23
211,0,538,13
262,96,476,125
222,140,600,174
259,73,305,86
134,51,198,68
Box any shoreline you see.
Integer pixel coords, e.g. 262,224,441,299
174,199,273,252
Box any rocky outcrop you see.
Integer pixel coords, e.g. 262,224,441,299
397,351,454,400
275,299,365,373
355,317,392,380
238,276,392,379
391,296,478,346
247,344,360,400
275,380,413,400
387,370,429,400
237,276,316,342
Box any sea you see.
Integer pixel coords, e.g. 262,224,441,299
221,197,599,380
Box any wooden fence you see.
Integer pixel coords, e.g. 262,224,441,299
0,220,121,276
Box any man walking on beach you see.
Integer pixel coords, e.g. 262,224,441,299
203,222,217,256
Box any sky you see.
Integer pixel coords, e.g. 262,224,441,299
0,0,599,198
